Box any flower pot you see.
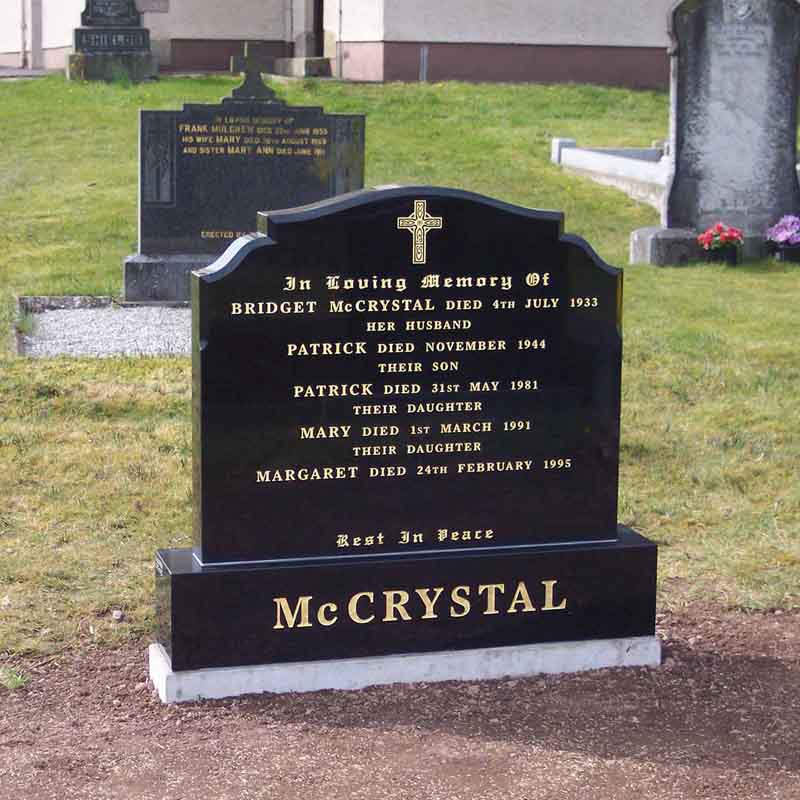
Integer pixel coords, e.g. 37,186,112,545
704,246,739,266
774,244,800,263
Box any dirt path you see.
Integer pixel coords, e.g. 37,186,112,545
1,604,798,800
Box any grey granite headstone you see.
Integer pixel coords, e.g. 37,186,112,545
124,70,365,303
67,0,157,82
632,0,800,264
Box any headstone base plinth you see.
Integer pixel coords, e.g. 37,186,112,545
150,636,662,704
630,227,700,266
152,528,658,703
124,254,216,304
631,227,768,265
273,57,332,78
67,50,157,82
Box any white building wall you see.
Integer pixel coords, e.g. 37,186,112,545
41,0,81,49
0,2,24,59
382,0,672,47
144,0,285,41
323,0,384,42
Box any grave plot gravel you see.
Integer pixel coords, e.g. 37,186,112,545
20,305,191,358
1,603,799,800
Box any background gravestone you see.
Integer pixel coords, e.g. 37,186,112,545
150,186,659,702
631,0,800,264
67,0,158,82
124,67,365,303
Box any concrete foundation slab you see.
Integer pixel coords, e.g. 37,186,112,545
149,637,662,704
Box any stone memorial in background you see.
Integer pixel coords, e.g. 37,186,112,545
67,0,158,82
631,0,800,264
124,64,365,303
229,41,276,88
149,185,660,703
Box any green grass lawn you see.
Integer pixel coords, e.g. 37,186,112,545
0,75,798,658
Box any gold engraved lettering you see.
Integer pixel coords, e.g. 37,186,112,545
422,275,513,291
294,384,373,398
348,592,375,624
283,276,312,291
317,603,338,626
368,465,407,478
329,298,435,314
524,297,559,310
382,590,412,622
437,529,494,542
457,460,533,474
406,319,472,332
542,580,568,611
300,425,351,440
377,342,415,354
270,578,569,632
366,321,396,332
450,585,472,617
231,300,317,315
352,403,398,416
256,466,359,482
361,425,400,437
377,362,423,374
407,401,482,414
416,587,445,619
478,584,505,615
397,200,443,265
507,581,537,614
445,299,482,311
526,272,551,287
406,441,481,454
353,445,397,456
288,342,367,357
468,381,500,392
326,275,407,292
440,421,492,434
383,383,422,396
273,596,313,629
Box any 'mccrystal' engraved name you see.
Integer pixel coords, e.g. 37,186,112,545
273,580,568,629
329,298,436,313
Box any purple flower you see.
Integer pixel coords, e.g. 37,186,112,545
766,215,800,244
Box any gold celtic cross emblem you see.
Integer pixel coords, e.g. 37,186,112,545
397,200,443,265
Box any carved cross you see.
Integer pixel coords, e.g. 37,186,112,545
397,200,444,265
230,42,278,101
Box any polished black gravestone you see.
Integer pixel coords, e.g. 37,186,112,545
124,67,365,303
153,187,658,693
67,0,158,82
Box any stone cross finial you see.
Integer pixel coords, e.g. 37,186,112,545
230,42,279,101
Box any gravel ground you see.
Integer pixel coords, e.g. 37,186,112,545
1,603,798,800
20,306,191,358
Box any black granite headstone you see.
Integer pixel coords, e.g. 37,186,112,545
125,74,365,303
154,186,657,676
